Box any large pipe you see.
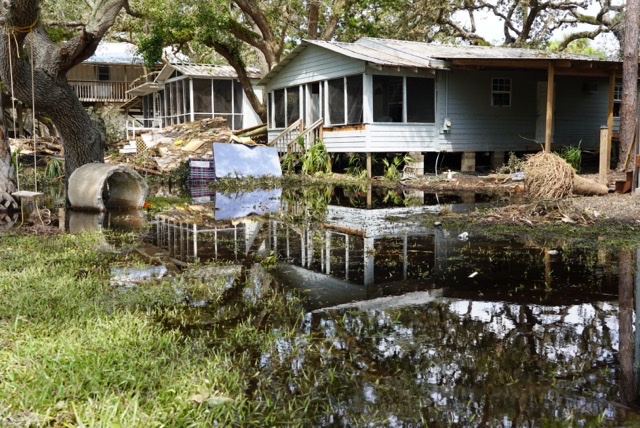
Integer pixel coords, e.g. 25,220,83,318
68,163,148,211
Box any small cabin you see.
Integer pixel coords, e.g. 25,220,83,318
125,63,263,135
259,38,624,172
68,42,146,106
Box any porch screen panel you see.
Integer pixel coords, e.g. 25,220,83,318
373,75,403,122
233,81,243,129
168,82,175,125
406,77,435,123
346,75,363,124
274,89,285,128
310,82,321,122
176,80,184,123
214,80,233,127
287,86,300,126
184,81,192,118
157,92,165,127
328,78,345,125
193,79,213,121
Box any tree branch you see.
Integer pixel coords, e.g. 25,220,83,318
556,28,607,50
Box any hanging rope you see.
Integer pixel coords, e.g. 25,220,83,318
5,18,45,226
5,18,39,192
6,31,18,194
29,30,36,192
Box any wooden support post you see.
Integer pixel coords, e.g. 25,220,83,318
599,126,609,185
545,61,555,152
607,71,616,170
366,152,372,180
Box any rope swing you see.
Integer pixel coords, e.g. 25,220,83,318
6,18,45,225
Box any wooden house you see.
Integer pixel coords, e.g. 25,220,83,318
259,38,623,172
68,42,146,107
125,63,263,136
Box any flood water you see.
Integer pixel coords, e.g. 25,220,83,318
75,183,640,425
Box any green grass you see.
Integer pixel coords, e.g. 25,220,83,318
0,232,314,426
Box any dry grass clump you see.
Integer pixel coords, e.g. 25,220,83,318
523,151,574,200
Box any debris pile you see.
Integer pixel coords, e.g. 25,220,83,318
9,137,64,157
109,118,267,175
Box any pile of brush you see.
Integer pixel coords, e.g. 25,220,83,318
523,151,608,199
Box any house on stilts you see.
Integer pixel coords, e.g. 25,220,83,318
259,38,625,176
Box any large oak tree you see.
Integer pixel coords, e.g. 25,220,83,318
0,0,133,209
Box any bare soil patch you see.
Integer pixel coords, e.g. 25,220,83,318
402,170,640,226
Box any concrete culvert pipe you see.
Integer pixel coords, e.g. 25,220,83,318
68,163,148,211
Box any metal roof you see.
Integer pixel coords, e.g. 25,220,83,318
156,63,263,82
85,42,144,65
356,38,612,62
259,37,619,86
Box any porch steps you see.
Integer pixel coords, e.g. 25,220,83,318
614,171,634,194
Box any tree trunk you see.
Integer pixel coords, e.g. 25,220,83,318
0,0,127,199
0,134,18,211
617,0,640,171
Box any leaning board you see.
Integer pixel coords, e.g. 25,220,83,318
213,143,282,179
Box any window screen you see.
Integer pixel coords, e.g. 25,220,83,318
328,78,345,125
406,77,435,123
346,75,363,124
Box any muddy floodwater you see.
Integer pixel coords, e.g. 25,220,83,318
87,183,640,426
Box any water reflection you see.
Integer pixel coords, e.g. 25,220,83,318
67,209,147,234
113,183,640,423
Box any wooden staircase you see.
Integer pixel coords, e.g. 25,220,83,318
269,118,324,153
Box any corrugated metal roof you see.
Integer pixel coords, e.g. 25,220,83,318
357,38,612,62
156,63,263,82
259,37,619,86
305,40,440,69
85,42,144,65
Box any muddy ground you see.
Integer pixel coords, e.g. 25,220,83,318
401,170,640,226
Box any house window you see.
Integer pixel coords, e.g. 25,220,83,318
407,77,435,123
328,78,345,125
373,75,403,122
373,75,435,123
233,81,244,129
310,82,321,122
346,75,363,124
271,86,301,128
491,78,511,107
97,65,110,81
193,79,213,121
287,86,300,125
327,75,363,125
273,89,285,128
614,78,622,117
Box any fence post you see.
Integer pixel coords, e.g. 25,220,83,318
599,125,609,185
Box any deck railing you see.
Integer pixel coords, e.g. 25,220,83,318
126,117,163,140
290,118,323,153
269,119,302,152
69,81,132,102
269,118,324,153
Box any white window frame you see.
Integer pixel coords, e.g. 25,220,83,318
491,78,512,107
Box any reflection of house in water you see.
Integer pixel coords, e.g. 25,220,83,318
149,187,620,310
153,189,283,261
276,203,456,289
150,190,468,292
